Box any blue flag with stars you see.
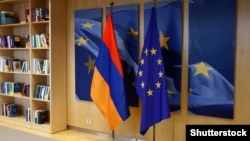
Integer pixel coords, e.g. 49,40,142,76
135,7,171,135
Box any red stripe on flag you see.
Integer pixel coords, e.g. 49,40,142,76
102,13,123,77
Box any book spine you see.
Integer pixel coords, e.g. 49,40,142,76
26,108,31,122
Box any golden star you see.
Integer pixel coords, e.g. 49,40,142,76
147,89,153,96
140,81,145,88
193,62,213,78
155,81,161,88
159,31,170,50
84,56,96,74
150,48,157,55
76,37,88,46
144,49,148,56
82,22,94,29
128,27,138,38
138,70,143,77
158,71,164,78
157,59,162,65
140,59,145,65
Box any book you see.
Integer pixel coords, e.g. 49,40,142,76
12,59,21,72
3,103,18,117
25,35,30,48
0,56,10,71
21,60,30,73
14,82,23,95
25,9,29,23
2,103,10,116
0,82,2,94
0,11,16,25
0,35,2,48
8,104,18,117
2,81,14,95
1,36,7,48
33,58,44,73
34,110,48,124
38,85,45,99
21,84,30,97
36,34,41,48
12,36,21,48
1,82,8,94
25,108,31,122
44,86,50,100
37,110,48,124
42,59,50,74
33,85,38,98
30,8,49,22
40,8,49,21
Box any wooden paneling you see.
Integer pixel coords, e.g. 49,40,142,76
234,0,250,122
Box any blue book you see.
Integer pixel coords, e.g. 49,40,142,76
9,104,18,117
14,82,22,94
1,36,7,48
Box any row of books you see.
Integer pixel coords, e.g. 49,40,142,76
25,8,49,23
0,33,49,48
0,35,21,48
33,59,50,74
0,57,30,73
0,82,51,100
0,8,49,25
2,104,48,124
0,57,50,74
2,103,18,117
26,108,48,124
1,105,48,124
0,81,30,97
33,85,50,100
31,33,49,48
0,11,16,25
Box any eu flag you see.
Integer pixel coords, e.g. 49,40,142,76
188,62,234,118
90,12,130,130
135,7,171,135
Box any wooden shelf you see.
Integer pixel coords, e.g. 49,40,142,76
0,0,67,133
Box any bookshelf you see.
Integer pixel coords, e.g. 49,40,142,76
0,0,67,133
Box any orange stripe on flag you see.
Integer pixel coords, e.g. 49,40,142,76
90,67,123,129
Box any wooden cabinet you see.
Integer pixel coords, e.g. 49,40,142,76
0,0,67,133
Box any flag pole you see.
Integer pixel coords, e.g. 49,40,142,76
152,1,156,140
153,125,156,141
112,130,115,141
109,1,116,140
109,0,114,14
153,0,157,8
109,1,115,140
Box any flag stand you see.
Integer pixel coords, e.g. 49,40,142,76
153,125,156,141
112,130,115,141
